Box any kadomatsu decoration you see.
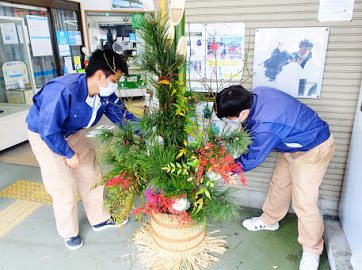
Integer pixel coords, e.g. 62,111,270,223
95,4,251,270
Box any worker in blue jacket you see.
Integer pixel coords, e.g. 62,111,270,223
26,49,139,250
215,85,335,270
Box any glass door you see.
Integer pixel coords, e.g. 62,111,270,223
0,15,35,105
53,8,83,74
0,3,59,88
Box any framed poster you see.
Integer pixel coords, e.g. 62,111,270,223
186,23,245,92
111,0,143,10
252,27,329,99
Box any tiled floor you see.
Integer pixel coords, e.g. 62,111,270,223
0,98,330,269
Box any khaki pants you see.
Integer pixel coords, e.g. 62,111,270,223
28,130,110,238
260,135,335,255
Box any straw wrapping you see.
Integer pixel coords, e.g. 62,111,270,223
133,212,227,269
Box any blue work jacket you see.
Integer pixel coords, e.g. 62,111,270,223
236,86,330,172
26,73,139,159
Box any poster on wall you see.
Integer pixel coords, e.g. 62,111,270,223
2,61,30,90
0,23,19,44
186,23,245,92
142,0,154,11
74,56,81,69
64,57,73,72
186,24,206,81
111,0,143,9
68,31,82,46
205,23,245,82
318,0,355,22
252,27,329,99
26,15,52,56
56,31,71,57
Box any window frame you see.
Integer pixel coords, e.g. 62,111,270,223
1,0,85,76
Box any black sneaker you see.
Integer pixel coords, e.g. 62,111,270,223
92,218,128,232
63,235,83,250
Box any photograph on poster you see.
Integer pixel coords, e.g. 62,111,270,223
252,27,329,99
207,37,243,61
206,23,245,81
186,24,205,80
111,0,143,9
196,101,213,119
189,60,202,73
193,101,224,138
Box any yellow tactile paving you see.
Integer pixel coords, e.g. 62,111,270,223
0,180,39,199
0,180,82,239
0,200,42,238
0,102,144,239
0,180,81,205
124,100,145,118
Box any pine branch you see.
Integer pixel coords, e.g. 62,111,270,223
202,188,241,222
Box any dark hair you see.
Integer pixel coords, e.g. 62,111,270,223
215,84,254,119
299,39,313,49
86,49,129,77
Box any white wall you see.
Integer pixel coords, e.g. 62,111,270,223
66,0,113,54
339,84,362,253
67,0,113,53
184,0,362,215
82,0,112,10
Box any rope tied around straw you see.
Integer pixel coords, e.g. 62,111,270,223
133,212,227,270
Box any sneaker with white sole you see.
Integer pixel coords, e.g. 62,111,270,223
63,235,83,250
299,252,320,270
242,216,280,231
92,217,128,231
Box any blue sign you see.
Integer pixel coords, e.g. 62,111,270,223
56,31,71,56
68,31,76,45
68,31,82,46
129,33,136,42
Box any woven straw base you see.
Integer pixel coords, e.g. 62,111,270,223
134,221,227,270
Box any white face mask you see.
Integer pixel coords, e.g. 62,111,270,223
226,111,246,124
298,52,308,60
99,76,118,97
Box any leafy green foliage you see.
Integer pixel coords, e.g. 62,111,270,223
136,13,184,80
97,12,252,225
202,188,241,222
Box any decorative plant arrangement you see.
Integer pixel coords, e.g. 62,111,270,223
95,4,251,269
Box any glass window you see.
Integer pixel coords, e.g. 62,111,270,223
0,15,35,104
86,11,147,97
86,12,134,53
0,2,58,88
53,8,83,74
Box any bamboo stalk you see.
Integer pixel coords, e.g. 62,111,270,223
170,0,186,83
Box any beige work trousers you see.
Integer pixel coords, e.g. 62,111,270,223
28,129,110,238
260,135,335,255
